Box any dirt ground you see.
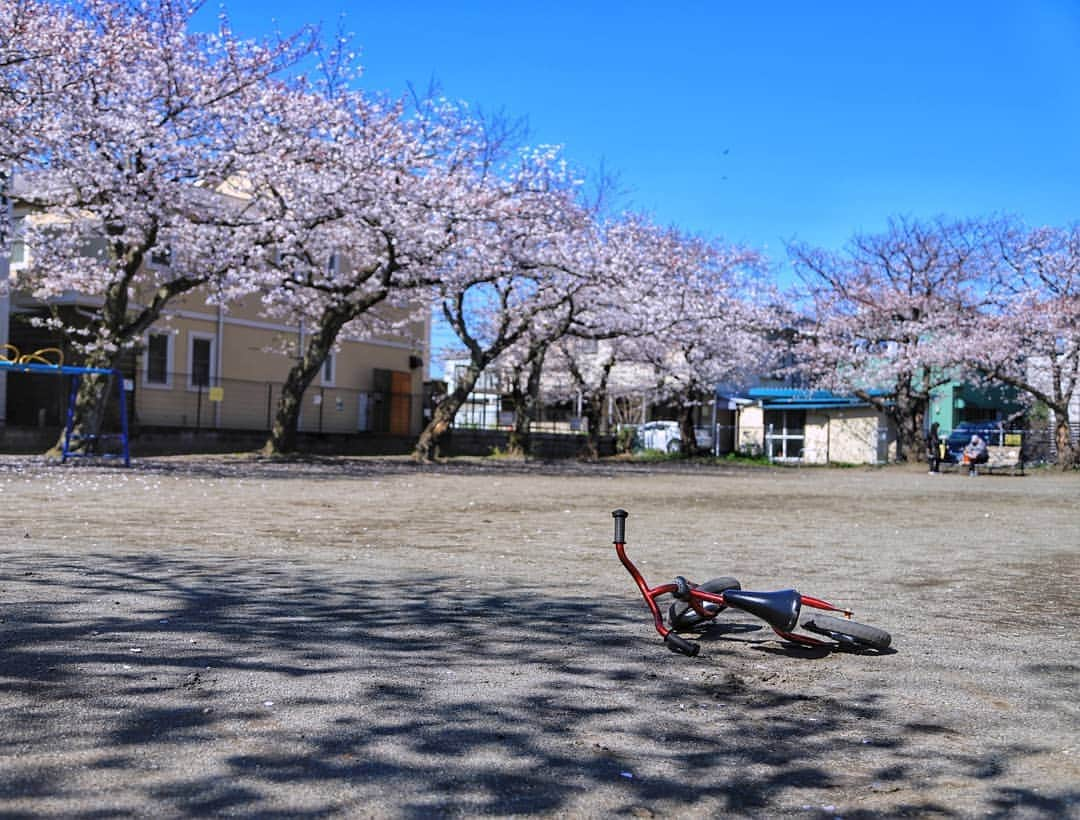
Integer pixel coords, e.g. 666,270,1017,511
0,454,1077,819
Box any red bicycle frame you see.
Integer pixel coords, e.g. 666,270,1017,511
613,509,855,655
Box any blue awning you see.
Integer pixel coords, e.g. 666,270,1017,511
741,387,879,411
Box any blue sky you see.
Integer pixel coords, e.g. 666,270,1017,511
199,1,1080,262
193,1,1079,371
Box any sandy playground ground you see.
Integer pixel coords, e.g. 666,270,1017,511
0,454,1077,818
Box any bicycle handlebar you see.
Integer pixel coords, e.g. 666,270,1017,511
612,509,628,543
664,632,700,656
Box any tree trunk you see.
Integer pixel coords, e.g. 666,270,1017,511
49,338,124,457
858,378,926,463
260,310,348,456
573,355,614,461
506,350,546,457
505,384,527,457
578,388,607,461
892,406,925,463
47,368,113,458
1054,414,1078,470
678,404,696,457
413,359,487,462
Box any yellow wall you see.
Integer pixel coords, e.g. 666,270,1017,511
136,288,427,434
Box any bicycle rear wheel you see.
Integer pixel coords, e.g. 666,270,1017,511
668,576,741,631
802,614,891,651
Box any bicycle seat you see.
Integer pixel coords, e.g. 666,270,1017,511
721,588,801,632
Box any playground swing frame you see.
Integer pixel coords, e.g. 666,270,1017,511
0,346,130,466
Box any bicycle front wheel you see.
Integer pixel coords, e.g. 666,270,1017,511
668,576,741,631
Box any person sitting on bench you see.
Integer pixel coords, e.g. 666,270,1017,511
963,434,989,476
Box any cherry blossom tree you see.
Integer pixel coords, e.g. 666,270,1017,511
241,69,498,454
526,216,679,458
965,221,1080,468
788,217,990,461
4,0,314,449
545,335,635,459
538,216,770,458
1,0,83,166
629,233,771,456
412,147,591,461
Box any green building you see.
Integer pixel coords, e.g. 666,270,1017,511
928,381,1024,435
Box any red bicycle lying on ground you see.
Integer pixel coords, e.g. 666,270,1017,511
612,509,892,657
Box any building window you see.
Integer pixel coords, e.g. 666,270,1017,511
764,409,806,461
188,333,215,389
9,215,27,269
144,331,172,388
149,244,172,267
322,352,335,386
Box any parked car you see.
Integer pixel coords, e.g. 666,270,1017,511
944,421,1005,463
635,420,714,454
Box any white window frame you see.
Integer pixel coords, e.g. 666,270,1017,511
142,330,174,389
765,410,806,462
8,214,28,271
321,351,336,387
187,332,216,391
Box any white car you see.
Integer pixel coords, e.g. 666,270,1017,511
635,420,713,453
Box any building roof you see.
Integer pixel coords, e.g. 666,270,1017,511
742,387,878,411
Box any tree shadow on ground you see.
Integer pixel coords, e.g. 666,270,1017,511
0,551,1074,817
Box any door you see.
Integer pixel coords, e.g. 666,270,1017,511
389,371,411,435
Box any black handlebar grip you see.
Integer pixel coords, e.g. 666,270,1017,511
612,509,628,544
664,632,700,656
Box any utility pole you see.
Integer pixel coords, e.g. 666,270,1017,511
0,168,12,428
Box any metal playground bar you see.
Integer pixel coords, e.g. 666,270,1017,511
1,345,130,466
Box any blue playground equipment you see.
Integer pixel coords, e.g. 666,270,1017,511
1,345,130,466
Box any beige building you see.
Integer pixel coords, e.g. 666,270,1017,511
735,389,897,465
130,288,427,436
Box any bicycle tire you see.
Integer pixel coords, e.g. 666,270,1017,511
668,576,741,631
802,614,891,651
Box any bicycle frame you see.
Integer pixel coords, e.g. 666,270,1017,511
613,508,856,655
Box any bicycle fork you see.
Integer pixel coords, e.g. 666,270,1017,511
613,509,702,655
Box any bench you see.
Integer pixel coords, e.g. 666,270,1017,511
944,444,1024,475
982,445,1024,475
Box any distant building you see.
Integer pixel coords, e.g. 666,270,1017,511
733,388,897,465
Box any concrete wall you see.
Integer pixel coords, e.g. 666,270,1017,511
822,409,890,464
439,429,615,459
736,405,764,455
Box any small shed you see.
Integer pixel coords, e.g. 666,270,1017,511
736,388,897,465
